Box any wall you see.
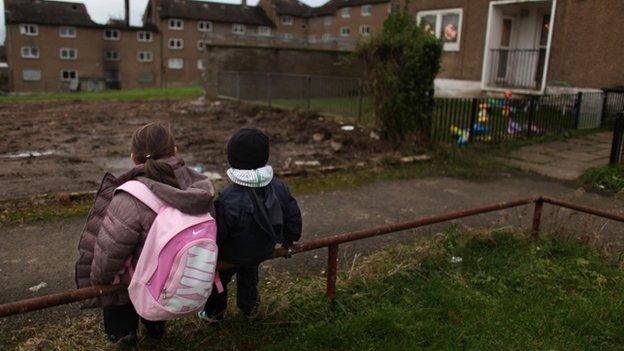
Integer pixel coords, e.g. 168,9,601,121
308,2,390,43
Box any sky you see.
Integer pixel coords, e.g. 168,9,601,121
0,0,327,44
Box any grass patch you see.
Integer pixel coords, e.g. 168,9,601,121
0,86,203,104
580,165,624,193
3,230,624,350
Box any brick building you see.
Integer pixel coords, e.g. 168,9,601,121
4,0,622,93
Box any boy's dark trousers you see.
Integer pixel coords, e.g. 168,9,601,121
103,304,165,339
203,264,260,316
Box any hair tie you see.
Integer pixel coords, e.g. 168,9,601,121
145,154,152,160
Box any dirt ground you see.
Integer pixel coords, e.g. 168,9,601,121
0,99,391,199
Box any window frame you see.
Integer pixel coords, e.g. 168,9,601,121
416,8,463,52
232,23,246,35
341,7,351,18
137,31,153,42
282,33,293,41
59,26,76,38
197,40,206,51
168,38,184,50
198,21,213,32
168,58,184,70
21,46,40,59
257,26,271,36
281,15,294,26
59,47,78,60
137,51,154,63
19,24,38,36
105,50,120,61
169,19,184,30
103,28,120,41
60,69,78,81
340,26,350,37
22,69,42,81
322,33,331,42
324,15,332,26
197,59,204,71
361,5,372,17
359,25,371,36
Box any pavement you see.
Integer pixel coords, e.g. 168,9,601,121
503,132,612,180
2,172,624,331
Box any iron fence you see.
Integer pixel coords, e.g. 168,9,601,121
609,112,624,165
2,195,624,318
217,71,622,145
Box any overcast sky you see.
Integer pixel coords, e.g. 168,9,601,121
0,0,326,44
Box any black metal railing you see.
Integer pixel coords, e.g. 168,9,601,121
487,48,546,91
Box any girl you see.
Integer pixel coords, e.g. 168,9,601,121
75,122,215,346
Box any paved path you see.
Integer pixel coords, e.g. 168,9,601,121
2,172,624,330
504,132,612,180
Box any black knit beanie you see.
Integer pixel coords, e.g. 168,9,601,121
227,127,270,170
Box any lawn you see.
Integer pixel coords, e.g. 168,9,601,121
3,230,624,350
580,165,624,193
0,85,204,104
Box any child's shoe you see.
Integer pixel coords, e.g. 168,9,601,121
197,310,225,324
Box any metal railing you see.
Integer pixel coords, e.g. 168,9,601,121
487,48,546,91
609,112,624,165
2,196,624,318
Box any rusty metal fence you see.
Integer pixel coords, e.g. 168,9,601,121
2,196,624,318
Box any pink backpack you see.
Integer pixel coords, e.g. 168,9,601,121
114,180,222,321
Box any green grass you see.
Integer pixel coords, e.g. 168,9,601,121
580,165,624,193
0,86,204,104
4,230,624,350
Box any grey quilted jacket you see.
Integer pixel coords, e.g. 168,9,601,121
75,157,215,308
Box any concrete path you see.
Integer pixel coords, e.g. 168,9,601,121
2,172,624,330
504,132,612,180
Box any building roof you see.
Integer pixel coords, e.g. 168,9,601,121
311,0,391,16
156,0,275,27
5,0,158,31
272,0,313,17
5,0,100,27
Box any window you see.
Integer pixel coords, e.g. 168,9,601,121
168,38,184,49
168,58,183,69
138,72,154,83
282,33,293,41
21,46,39,59
322,33,331,42
137,31,153,42
232,24,246,35
198,21,213,32
59,26,76,38
105,51,120,61
308,34,317,43
281,15,294,25
341,7,351,18
197,40,206,51
169,19,184,30
104,29,120,40
22,69,41,81
324,16,332,26
197,59,204,71
257,26,271,36
340,27,350,37
19,24,38,36
60,48,77,60
137,51,153,62
60,70,78,81
361,5,372,16
359,25,371,36
417,8,463,51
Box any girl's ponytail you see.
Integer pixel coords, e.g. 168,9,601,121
131,123,180,189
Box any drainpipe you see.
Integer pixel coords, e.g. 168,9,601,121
125,0,131,27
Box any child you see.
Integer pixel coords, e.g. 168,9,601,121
198,127,302,321
75,123,215,346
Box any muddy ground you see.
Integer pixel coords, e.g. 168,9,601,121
0,99,392,200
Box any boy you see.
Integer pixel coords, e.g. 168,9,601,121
199,127,302,321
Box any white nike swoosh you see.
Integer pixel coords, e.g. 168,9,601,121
192,229,206,236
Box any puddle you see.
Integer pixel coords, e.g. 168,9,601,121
0,150,61,159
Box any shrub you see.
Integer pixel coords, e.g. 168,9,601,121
356,4,442,147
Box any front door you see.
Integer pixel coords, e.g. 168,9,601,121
496,17,514,82
104,70,120,90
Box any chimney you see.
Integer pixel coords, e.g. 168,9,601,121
241,0,247,8
125,0,131,27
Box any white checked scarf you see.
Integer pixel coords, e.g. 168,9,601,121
226,165,274,188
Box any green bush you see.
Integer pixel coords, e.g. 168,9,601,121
356,5,442,146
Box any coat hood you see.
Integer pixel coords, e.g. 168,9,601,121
136,156,215,215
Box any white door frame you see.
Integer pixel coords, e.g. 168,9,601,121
480,0,557,95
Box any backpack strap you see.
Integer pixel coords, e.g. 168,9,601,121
115,180,166,214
